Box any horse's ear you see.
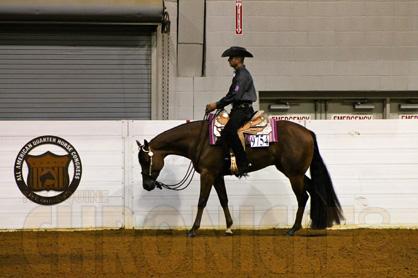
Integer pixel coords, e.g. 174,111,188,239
136,140,142,147
144,139,149,147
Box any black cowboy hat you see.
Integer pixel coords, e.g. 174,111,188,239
221,46,253,58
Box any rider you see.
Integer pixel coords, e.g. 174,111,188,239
205,46,257,177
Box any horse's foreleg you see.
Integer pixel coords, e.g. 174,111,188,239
288,175,309,236
213,175,233,235
187,171,214,237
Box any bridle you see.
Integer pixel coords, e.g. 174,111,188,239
139,113,208,191
140,143,197,191
140,146,154,176
140,145,164,189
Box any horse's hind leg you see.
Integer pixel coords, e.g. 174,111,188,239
213,175,233,235
187,171,215,237
287,175,309,236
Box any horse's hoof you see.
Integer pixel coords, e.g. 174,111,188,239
224,228,233,236
187,230,197,237
287,229,296,236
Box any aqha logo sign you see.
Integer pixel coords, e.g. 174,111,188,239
14,136,82,205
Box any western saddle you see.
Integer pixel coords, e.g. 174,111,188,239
214,110,271,149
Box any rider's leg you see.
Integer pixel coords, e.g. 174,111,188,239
216,132,231,174
222,109,249,173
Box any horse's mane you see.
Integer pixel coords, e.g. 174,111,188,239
150,120,206,148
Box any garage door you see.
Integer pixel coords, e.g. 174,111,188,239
0,24,153,120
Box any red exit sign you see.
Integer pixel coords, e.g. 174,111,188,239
236,0,243,35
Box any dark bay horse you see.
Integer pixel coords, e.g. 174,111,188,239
137,119,343,236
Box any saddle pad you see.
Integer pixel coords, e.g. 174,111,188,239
208,113,279,146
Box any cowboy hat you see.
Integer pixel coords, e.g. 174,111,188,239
221,46,253,58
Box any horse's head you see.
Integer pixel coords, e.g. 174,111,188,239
137,140,164,191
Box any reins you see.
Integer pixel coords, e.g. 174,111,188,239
141,112,209,191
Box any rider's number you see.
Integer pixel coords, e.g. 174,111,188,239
249,134,269,148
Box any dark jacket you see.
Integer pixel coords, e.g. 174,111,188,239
216,65,257,109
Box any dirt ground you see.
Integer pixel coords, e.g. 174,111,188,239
0,229,417,277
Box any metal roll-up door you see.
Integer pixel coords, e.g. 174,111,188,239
0,24,153,120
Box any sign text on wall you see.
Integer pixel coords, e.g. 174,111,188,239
330,114,374,120
235,0,243,35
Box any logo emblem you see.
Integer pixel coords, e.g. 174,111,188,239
14,136,82,205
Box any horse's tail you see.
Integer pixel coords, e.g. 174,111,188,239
307,132,344,229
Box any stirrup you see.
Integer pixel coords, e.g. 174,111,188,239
229,152,239,175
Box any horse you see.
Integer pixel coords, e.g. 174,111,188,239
137,118,343,237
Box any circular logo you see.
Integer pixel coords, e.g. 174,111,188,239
14,135,82,205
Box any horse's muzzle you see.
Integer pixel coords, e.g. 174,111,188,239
142,174,156,191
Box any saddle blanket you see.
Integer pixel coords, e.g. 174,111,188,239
208,112,279,147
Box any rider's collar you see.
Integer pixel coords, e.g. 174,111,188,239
234,65,245,75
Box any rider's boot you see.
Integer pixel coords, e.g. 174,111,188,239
223,155,231,173
235,154,250,178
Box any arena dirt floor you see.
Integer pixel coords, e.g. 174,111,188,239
0,229,417,277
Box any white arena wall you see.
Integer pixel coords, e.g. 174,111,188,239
0,120,417,230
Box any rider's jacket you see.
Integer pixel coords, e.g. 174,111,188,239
216,65,257,109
